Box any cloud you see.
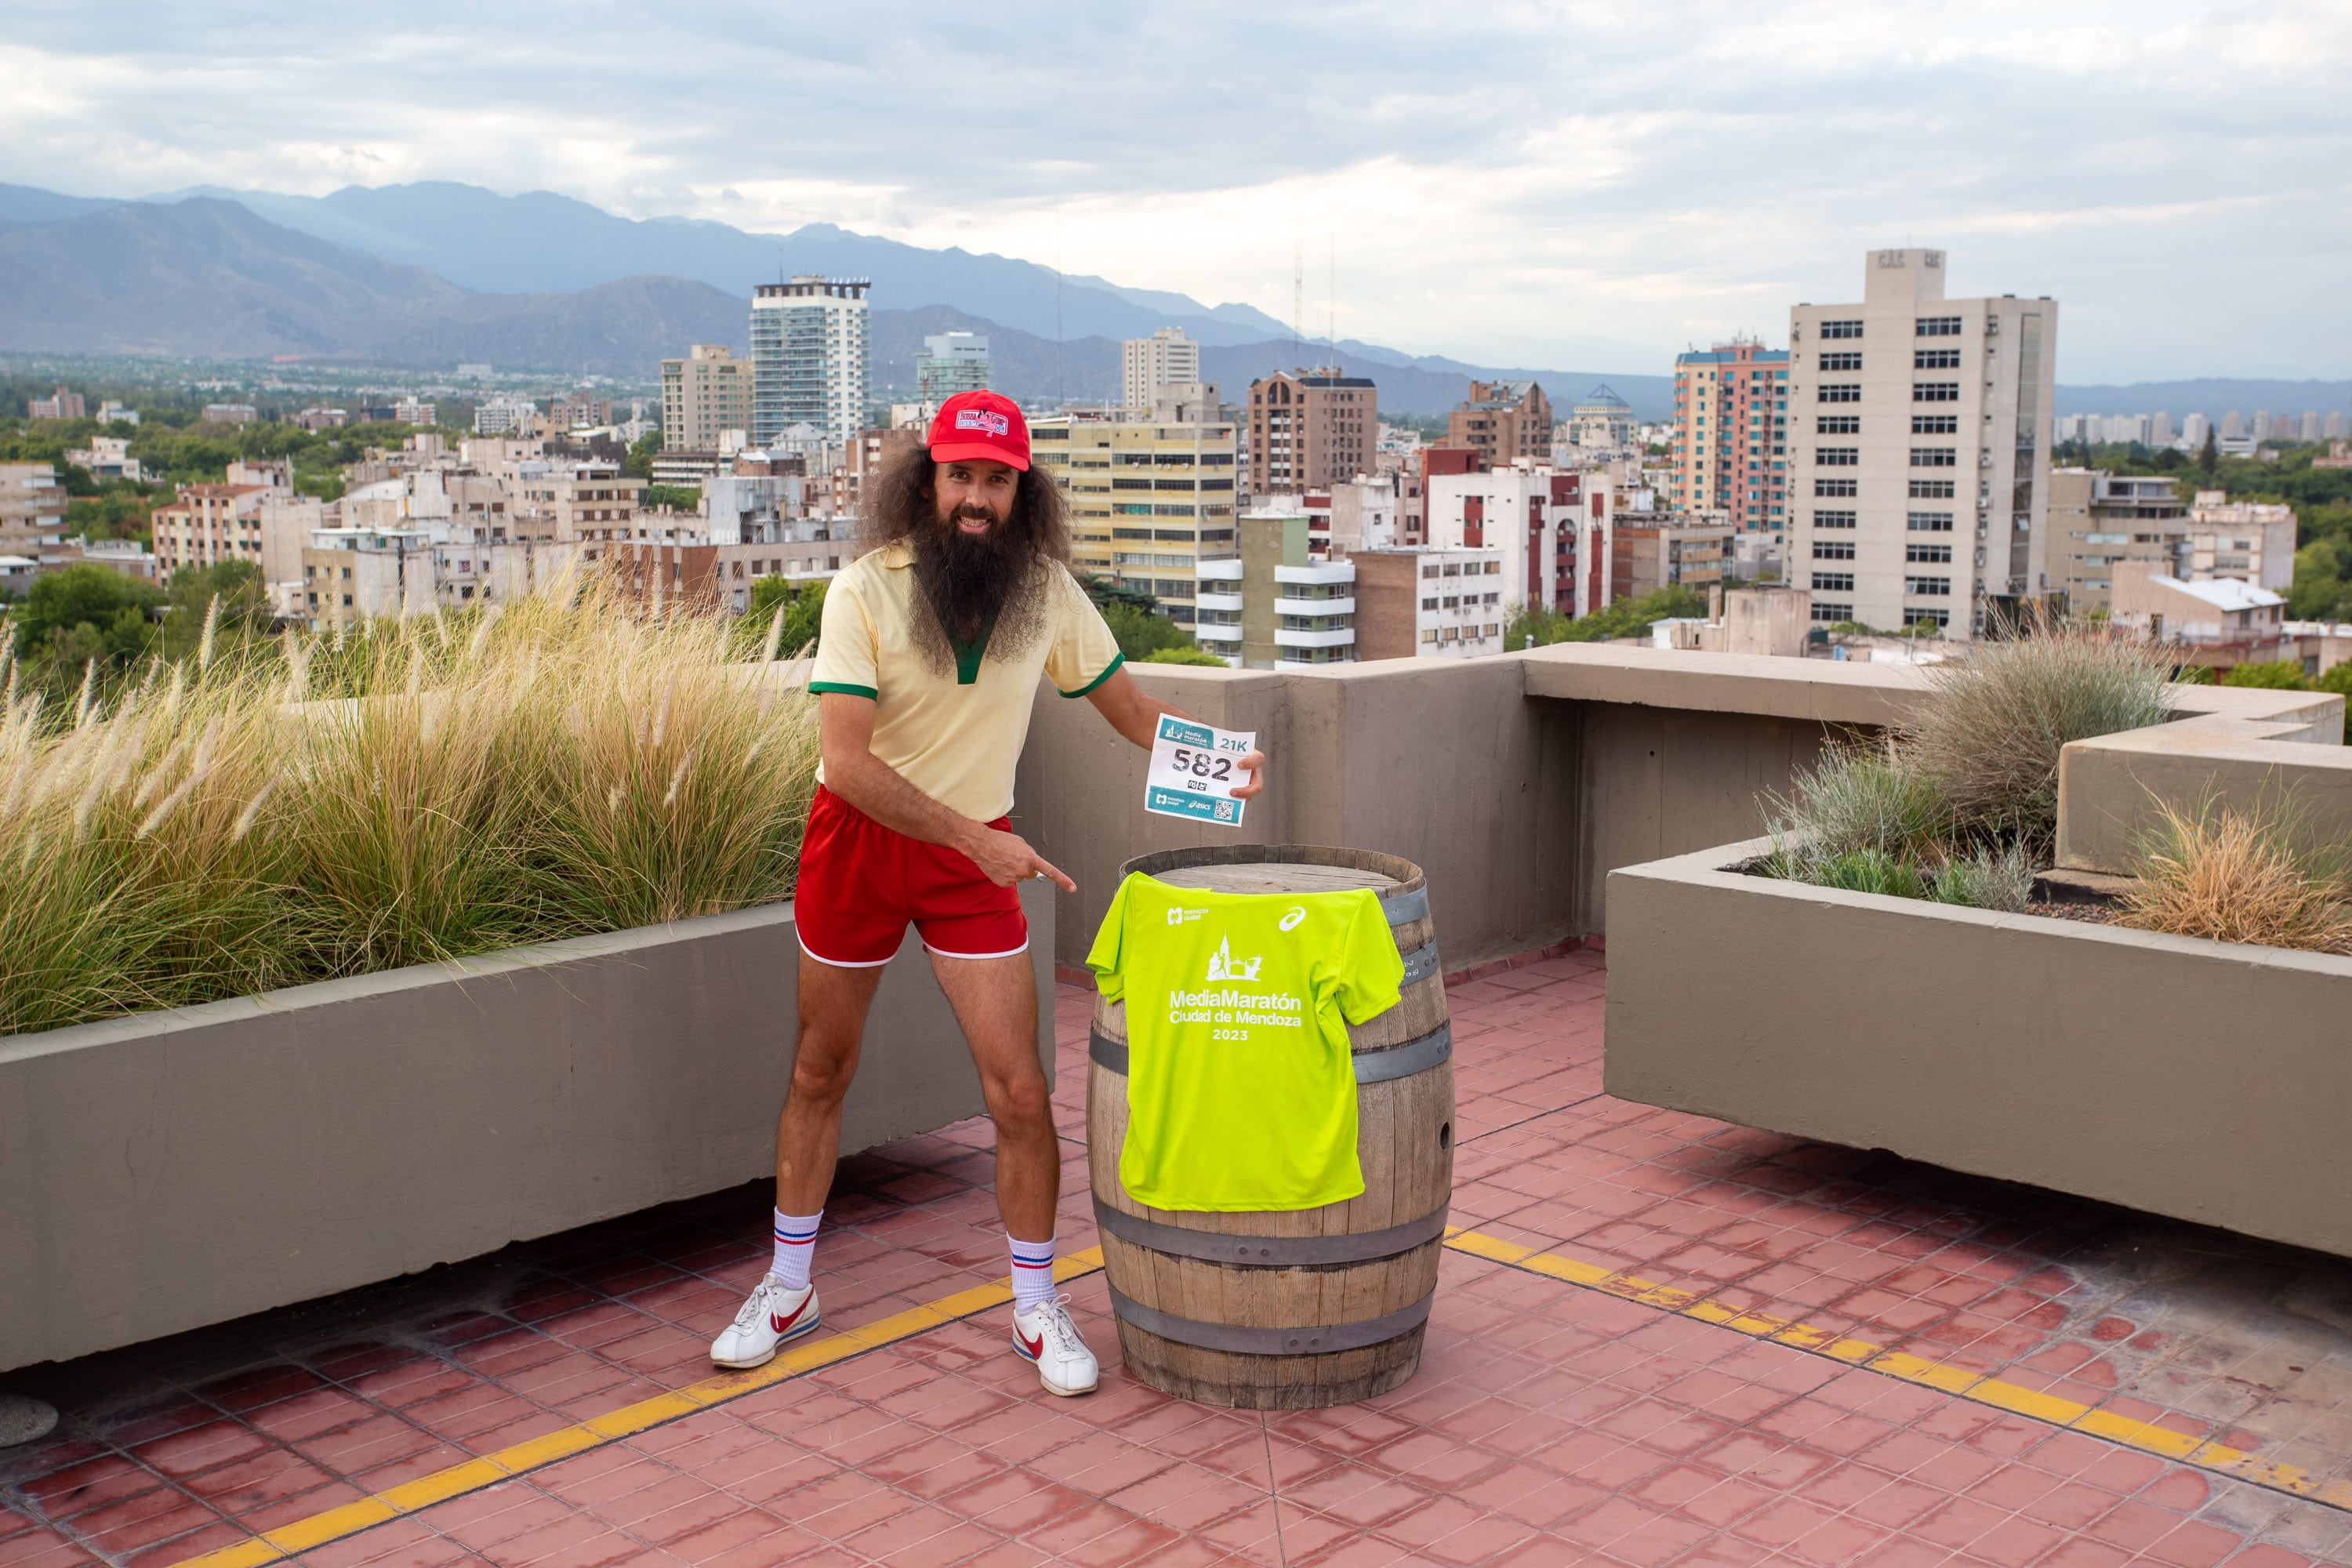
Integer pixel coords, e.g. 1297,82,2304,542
2,0,2347,379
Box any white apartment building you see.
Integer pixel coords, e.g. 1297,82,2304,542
2186,489,2296,592
1788,249,2057,637
1123,329,1202,413
1194,510,1357,668
751,277,870,448
1423,464,1618,622
662,345,753,453
1351,546,1506,659
1031,393,1240,627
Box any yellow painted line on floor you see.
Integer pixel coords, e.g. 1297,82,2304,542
1443,1229,2352,1514
176,1250,1106,1568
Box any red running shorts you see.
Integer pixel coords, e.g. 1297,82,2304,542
794,786,1029,967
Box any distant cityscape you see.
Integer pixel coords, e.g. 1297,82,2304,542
6,245,2349,670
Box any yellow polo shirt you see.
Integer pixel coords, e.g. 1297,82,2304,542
808,543,1124,821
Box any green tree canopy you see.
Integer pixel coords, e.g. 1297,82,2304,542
8,562,162,666
1142,646,1229,666
161,558,276,662
746,575,826,658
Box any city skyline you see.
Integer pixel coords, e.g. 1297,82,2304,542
2,2,2346,387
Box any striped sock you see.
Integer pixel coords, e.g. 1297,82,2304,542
1008,1234,1058,1313
771,1209,820,1292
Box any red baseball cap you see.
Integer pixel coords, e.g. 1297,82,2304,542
927,390,1030,471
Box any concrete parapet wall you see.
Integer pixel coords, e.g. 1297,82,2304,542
0,885,1051,1372
1606,839,2352,1259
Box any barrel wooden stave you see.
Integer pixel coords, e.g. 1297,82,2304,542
1086,845,1454,1410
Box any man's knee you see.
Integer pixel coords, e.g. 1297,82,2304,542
982,1068,1052,1131
787,1031,859,1105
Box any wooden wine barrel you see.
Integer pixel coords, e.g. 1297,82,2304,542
1086,845,1454,1409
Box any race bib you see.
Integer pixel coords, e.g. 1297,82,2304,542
1144,715,1255,826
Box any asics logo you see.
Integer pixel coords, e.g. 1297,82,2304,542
1279,906,1306,932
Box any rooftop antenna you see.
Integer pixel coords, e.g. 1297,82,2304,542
1292,234,1302,372
1054,212,1064,408
1327,232,1336,369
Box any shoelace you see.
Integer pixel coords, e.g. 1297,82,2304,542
734,1277,782,1330
1036,1296,1086,1356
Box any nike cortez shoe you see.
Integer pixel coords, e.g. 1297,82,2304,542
710,1275,821,1370
1011,1296,1099,1396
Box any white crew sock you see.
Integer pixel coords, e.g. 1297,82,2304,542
771,1208,821,1292
1009,1234,1058,1313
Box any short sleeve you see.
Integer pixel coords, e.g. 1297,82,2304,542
1084,874,1138,1003
1330,891,1404,1026
1044,568,1125,699
807,570,878,699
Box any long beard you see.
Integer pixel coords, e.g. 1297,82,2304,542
906,506,1052,673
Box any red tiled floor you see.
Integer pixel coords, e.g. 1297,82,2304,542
7,953,2352,1566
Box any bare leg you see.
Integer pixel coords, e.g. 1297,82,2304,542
774,949,886,1215
928,951,1058,1242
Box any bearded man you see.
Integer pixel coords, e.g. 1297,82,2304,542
710,390,1264,1396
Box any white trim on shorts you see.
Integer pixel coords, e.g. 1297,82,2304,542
922,939,1031,961
796,934,897,969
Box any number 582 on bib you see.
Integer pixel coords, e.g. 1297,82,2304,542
1143,715,1255,826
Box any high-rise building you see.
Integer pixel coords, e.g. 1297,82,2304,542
1670,340,1791,529
1194,509,1356,668
27,387,85,421
1245,369,1375,499
1423,465,1619,619
1566,387,1636,452
1785,249,2057,638
2046,469,2186,615
0,463,69,558
1445,381,1552,468
751,277,870,448
1031,387,1239,626
1123,329,1201,412
2221,411,2245,439
916,333,991,403
662,345,753,453
2300,410,2322,443
2183,412,2212,446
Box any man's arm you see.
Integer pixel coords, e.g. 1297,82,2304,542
1083,667,1265,800
817,692,1075,890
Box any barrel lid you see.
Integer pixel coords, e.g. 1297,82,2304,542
1117,844,1426,920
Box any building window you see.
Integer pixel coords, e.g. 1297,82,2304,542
1813,540,1856,560
1910,479,1956,499
1817,416,1860,434
1912,414,1958,434
1917,317,1962,336
1914,383,1959,402
1811,601,1853,622
1907,543,1954,563
1820,320,1864,339
1907,512,1955,532
1910,448,1957,467
1820,352,1863,372
1421,630,1437,644
1818,384,1860,404
1815,477,1858,497
1812,572,1856,592
1904,577,1952,597
1905,607,1952,628
1817,448,1859,466
1814,510,1857,529
1915,349,1962,370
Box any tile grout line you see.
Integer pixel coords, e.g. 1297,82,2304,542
1439,1228,2352,1519
164,1250,1110,1568
1258,1409,1290,1568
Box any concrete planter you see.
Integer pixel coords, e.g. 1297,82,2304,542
1605,840,2352,1259
0,884,1051,1373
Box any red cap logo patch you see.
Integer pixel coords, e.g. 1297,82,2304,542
928,390,1030,471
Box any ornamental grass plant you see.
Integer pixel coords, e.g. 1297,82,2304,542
2118,800,2352,955
0,579,819,1037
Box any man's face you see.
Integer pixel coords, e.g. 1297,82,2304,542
932,459,1020,538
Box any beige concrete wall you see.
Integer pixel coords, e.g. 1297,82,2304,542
1606,840,2352,1259
0,886,1051,1372
2059,704,2352,873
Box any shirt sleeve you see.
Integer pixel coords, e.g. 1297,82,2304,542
1331,891,1405,1026
1084,873,1137,1004
806,568,878,699
1044,568,1126,699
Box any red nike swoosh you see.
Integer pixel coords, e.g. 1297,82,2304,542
1017,1328,1044,1359
769,1298,811,1335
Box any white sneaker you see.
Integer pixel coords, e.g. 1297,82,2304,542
1011,1296,1099,1396
710,1275,821,1369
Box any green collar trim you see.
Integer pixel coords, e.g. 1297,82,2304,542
953,617,997,685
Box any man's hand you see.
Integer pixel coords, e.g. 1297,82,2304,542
1229,749,1267,800
957,823,1076,891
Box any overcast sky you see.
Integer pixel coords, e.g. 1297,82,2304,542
5,1,2347,384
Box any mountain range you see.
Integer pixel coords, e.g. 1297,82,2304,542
0,180,2341,424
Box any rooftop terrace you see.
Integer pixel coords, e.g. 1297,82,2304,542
5,959,2351,1568
5,643,2350,1568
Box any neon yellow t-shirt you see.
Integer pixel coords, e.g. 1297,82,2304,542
1086,873,1405,1212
